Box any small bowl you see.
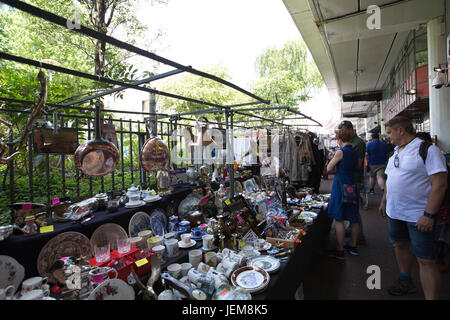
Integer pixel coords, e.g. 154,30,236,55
0,225,14,241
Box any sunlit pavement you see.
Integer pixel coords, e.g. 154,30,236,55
302,175,450,300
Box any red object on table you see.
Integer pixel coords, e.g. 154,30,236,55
88,247,155,279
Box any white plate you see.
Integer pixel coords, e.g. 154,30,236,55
128,211,152,237
125,200,146,208
87,278,135,300
301,211,318,219
0,255,25,294
144,195,161,203
247,255,280,274
178,239,196,249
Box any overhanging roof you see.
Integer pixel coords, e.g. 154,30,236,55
283,0,444,130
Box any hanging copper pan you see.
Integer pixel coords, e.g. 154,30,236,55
140,116,169,172
74,103,119,177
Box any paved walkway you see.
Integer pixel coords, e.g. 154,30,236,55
302,175,450,300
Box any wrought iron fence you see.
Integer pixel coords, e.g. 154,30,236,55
0,110,195,208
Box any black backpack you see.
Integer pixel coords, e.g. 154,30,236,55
419,141,450,206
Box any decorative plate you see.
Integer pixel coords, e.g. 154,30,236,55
0,255,25,294
128,211,152,237
37,232,92,283
87,278,135,300
149,208,168,236
247,255,280,274
90,223,128,251
125,200,146,208
231,266,270,294
178,193,202,219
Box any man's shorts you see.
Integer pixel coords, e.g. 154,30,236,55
387,217,436,260
369,164,386,178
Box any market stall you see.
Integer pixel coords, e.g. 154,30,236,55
0,0,329,301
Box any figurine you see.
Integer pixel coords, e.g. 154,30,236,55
35,212,48,227
19,215,38,236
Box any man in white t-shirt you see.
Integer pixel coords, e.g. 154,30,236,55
379,116,448,300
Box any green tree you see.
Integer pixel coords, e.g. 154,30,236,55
252,39,323,121
0,0,165,212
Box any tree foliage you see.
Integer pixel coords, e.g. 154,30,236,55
252,39,323,121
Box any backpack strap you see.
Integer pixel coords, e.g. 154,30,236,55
419,141,432,164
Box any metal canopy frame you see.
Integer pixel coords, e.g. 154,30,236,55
0,0,323,199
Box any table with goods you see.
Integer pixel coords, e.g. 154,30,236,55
0,166,330,300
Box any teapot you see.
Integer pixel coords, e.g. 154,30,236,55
126,185,141,203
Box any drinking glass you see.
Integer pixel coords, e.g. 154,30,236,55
94,241,111,263
117,237,131,255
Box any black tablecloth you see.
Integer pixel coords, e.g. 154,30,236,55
138,207,331,301
0,184,194,279
252,207,331,300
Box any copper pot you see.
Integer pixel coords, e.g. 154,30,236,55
74,103,119,177
140,118,169,172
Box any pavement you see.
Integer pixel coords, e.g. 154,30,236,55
302,175,450,300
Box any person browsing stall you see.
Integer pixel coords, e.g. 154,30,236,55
325,128,360,259
365,132,389,194
378,116,448,299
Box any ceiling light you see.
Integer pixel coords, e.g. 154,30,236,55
406,89,417,95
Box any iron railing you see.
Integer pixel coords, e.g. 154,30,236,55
0,111,195,207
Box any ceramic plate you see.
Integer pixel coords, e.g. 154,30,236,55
0,255,25,294
231,266,270,294
178,193,202,219
37,232,92,283
125,200,146,208
247,255,280,274
87,278,135,300
128,211,152,237
90,223,128,251
301,211,318,219
144,195,162,203
178,239,196,249
149,208,168,236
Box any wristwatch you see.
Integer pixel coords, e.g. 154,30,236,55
423,211,436,219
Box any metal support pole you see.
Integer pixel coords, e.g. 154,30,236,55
229,110,235,198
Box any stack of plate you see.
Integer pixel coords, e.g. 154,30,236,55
230,266,270,294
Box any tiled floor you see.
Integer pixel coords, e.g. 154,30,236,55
302,175,450,300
